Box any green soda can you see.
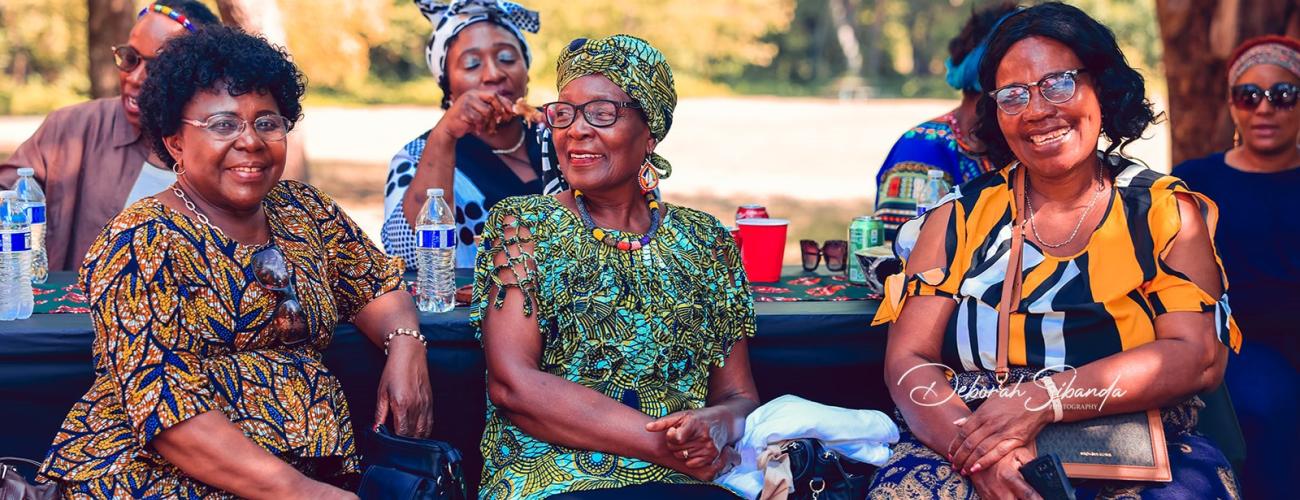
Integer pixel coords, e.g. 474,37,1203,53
848,215,883,284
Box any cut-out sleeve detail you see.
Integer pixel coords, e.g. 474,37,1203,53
1144,186,1242,352
873,199,961,326
470,198,544,338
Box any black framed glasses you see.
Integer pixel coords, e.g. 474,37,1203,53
181,113,293,142
251,245,309,346
111,44,151,72
541,100,641,128
1230,82,1298,110
988,69,1085,115
801,239,848,272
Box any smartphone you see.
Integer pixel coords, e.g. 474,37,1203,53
1018,453,1075,500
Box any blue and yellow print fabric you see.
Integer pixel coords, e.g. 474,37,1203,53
39,181,402,498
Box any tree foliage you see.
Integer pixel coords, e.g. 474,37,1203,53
0,0,1163,113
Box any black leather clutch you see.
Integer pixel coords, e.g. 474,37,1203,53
357,425,467,500
782,439,874,500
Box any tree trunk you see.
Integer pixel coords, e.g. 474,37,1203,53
865,0,887,78
87,0,134,98
1157,0,1300,166
910,8,932,77
214,0,309,182
828,0,863,76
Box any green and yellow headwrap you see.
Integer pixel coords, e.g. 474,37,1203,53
556,34,677,179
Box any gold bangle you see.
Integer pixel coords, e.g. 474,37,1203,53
384,328,426,355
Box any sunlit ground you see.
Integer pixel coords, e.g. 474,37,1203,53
0,96,1171,264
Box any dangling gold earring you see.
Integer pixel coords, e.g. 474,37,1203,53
637,158,659,193
1233,129,1242,147
171,158,186,176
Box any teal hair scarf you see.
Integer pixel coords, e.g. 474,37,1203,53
944,9,1023,93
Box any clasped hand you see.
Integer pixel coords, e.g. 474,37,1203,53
947,388,1051,476
645,407,739,481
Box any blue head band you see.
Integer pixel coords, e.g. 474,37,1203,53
944,8,1022,93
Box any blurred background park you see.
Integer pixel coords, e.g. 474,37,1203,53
0,0,1292,261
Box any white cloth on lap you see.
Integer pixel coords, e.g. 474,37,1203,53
715,394,899,499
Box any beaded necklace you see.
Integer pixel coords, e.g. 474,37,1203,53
573,189,661,251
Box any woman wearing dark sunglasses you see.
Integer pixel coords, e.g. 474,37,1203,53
1172,35,1300,499
0,1,219,272
871,3,1242,499
34,27,431,499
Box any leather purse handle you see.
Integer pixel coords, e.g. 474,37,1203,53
996,163,1028,385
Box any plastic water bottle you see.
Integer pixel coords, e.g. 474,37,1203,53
14,167,47,284
0,191,34,321
415,188,456,313
916,169,952,217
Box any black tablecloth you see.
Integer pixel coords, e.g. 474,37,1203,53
0,270,888,493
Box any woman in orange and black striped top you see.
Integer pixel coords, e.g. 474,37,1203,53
868,4,1242,499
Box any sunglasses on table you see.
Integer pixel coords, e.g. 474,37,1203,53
801,239,848,272
1230,82,1298,110
540,100,642,128
988,69,1085,115
251,244,309,346
111,44,152,72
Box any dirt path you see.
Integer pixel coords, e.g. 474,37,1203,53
0,96,1171,251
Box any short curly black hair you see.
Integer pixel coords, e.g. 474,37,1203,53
973,2,1156,168
139,25,307,167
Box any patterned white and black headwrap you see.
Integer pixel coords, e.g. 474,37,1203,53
415,0,539,93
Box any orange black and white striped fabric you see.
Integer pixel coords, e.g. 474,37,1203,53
874,154,1242,371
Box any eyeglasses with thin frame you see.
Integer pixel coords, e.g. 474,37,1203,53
251,244,309,346
801,239,848,272
181,113,293,142
988,69,1085,115
111,44,152,73
541,100,642,129
1230,82,1298,111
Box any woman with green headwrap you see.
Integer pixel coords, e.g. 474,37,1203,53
469,35,757,500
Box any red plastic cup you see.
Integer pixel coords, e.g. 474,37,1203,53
737,218,789,283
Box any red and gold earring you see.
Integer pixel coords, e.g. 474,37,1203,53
637,159,659,193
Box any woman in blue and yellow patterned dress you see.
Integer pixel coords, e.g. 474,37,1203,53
870,4,1242,499
471,35,759,500
37,27,432,498
873,3,1017,241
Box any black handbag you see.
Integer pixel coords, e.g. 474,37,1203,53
781,439,873,500
1,457,60,500
357,425,467,500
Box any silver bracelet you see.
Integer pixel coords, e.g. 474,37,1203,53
1040,376,1064,423
384,328,426,355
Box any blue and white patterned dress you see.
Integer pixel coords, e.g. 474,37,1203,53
381,122,564,268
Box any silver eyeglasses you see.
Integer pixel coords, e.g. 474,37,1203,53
987,69,1085,115
180,113,293,142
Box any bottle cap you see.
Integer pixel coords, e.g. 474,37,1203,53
927,169,945,179
429,188,444,197
16,168,34,176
